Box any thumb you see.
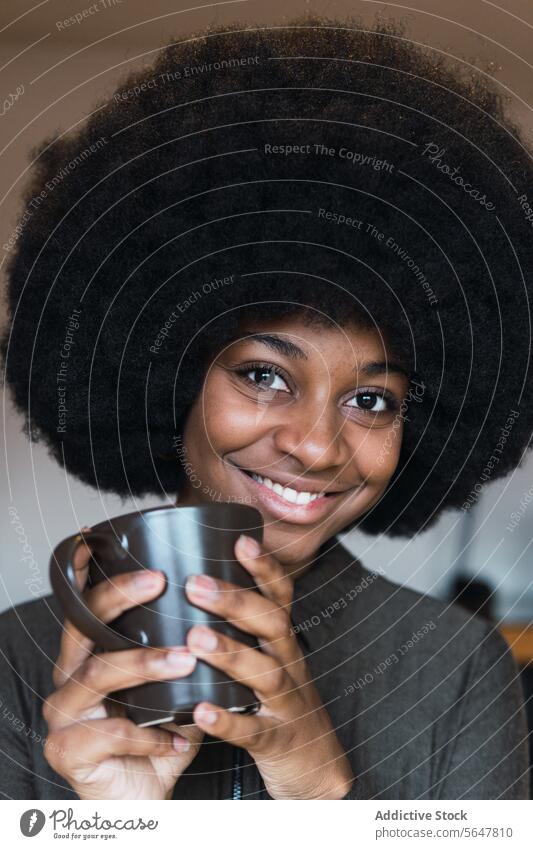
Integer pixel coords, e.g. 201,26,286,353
161,720,205,749
158,720,205,766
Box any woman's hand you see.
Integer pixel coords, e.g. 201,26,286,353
43,530,204,800
184,534,355,800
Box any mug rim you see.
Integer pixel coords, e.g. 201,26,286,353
88,502,263,533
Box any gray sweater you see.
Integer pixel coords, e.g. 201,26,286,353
0,536,529,799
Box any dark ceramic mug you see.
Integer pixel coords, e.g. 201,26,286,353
49,503,263,727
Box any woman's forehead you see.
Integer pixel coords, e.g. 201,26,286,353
224,315,402,369
234,314,387,358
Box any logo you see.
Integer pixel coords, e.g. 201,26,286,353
20,809,46,837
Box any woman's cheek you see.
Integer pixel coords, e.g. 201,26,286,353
206,405,243,448
204,383,267,447
363,421,404,482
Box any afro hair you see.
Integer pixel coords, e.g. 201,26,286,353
2,14,533,537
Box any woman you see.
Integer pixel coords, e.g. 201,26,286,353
1,16,532,800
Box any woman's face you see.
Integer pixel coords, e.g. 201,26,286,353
179,314,410,573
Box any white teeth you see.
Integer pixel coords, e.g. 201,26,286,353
250,472,322,504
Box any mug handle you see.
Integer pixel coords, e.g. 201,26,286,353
49,530,133,651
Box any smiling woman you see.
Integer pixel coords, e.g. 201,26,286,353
177,314,411,571
1,15,533,801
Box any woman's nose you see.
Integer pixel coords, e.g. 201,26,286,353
271,404,353,471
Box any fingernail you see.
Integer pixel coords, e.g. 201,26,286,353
196,706,217,725
151,648,196,671
172,735,191,753
134,570,162,588
166,650,196,670
189,626,218,651
185,574,219,599
237,534,260,557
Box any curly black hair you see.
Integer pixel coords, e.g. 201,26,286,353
2,15,533,537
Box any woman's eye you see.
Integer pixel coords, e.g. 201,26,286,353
235,367,394,410
243,366,290,393
347,391,389,413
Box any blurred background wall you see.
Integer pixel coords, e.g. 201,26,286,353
1,0,533,630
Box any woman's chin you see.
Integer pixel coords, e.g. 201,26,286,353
260,529,321,566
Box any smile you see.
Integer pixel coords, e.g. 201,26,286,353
233,465,366,524
247,472,327,504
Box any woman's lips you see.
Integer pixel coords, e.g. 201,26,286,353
234,466,365,524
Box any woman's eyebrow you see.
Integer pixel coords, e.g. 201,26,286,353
360,360,410,379
233,331,409,378
231,331,308,360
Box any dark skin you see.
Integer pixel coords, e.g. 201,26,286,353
43,315,409,800
177,315,410,798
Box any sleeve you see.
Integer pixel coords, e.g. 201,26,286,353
0,644,36,800
432,623,530,800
